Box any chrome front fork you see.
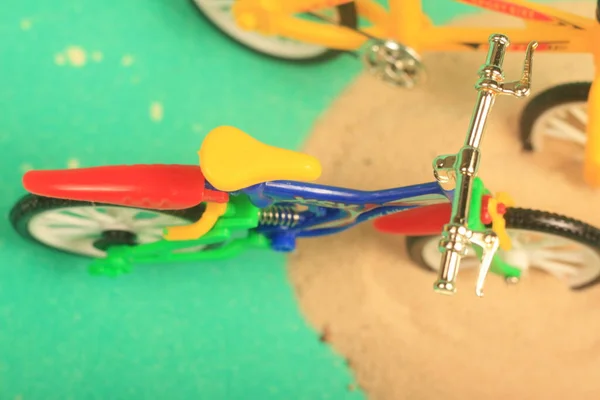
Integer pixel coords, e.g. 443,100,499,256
433,34,537,297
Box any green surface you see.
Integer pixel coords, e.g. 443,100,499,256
0,0,562,399
0,2,364,398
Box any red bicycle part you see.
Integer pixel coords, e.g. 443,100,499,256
373,203,452,236
480,194,507,225
22,164,229,210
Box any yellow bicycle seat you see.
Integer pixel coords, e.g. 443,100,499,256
199,126,323,191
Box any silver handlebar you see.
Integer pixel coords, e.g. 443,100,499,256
432,34,538,297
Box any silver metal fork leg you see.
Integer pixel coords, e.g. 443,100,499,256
470,231,500,297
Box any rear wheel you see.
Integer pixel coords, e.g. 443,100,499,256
519,82,589,162
406,208,600,290
10,194,206,258
192,0,358,62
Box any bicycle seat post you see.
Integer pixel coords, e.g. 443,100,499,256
433,34,537,296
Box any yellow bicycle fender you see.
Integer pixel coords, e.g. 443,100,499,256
164,202,228,241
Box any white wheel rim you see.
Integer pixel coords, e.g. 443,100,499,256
530,102,588,159
419,229,600,288
194,0,334,59
27,206,192,258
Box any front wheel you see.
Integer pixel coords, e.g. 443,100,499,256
10,194,206,259
192,0,358,62
406,208,600,290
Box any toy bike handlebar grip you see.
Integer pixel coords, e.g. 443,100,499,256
22,164,228,210
484,34,509,71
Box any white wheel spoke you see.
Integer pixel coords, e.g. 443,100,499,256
66,207,117,223
533,249,585,265
532,259,579,277
545,117,587,145
36,212,100,228
511,234,563,250
531,101,589,158
40,225,99,239
104,207,142,224
27,206,191,258
543,127,580,142
136,231,165,243
60,236,102,255
570,106,588,125
508,231,527,248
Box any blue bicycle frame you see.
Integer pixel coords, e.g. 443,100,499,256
237,179,449,245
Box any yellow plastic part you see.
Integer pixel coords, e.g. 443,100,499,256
163,202,228,241
488,192,515,251
232,0,280,35
584,47,600,188
281,0,356,13
271,16,366,50
237,0,352,15
354,0,392,36
199,126,323,192
238,0,598,54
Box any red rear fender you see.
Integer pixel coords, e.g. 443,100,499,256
22,164,228,210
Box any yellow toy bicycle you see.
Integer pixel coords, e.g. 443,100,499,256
192,0,600,187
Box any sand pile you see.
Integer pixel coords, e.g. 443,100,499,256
289,3,600,399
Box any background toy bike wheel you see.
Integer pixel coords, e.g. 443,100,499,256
191,0,358,62
405,208,600,290
10,195,207,258
519,81,590,155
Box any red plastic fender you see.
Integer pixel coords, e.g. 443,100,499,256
22,164,228,210
373,203,453,236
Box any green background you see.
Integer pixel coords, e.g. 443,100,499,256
0,0,554,399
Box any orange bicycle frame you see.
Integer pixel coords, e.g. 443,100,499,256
232,0,366,49
232,0,600,187
586,40,600,186
234,0,594,52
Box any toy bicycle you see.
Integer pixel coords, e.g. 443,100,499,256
10,34,600,296
193,0,600,187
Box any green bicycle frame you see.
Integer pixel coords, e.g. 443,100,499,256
89,195,269,276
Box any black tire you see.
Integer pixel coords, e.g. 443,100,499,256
10,194,206,259
519,81,590,151
191,0,358,63
406,207,600,290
